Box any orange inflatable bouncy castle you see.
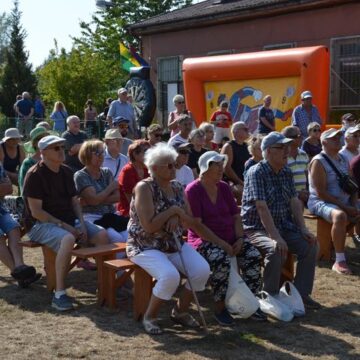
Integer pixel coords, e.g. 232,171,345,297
183,46,329,132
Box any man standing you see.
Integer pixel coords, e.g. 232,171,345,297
103,129,128,181
210,101,233,144
292,91,322,139
112,116,133,156
107,88,137,138
62,116,88,173
241,132,320,309
339,113,357,146
258,95,275,135
168,115,193,148
15,92,34,137
23,135,108,311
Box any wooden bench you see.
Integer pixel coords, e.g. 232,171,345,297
303,213,333,260
71,243,126,306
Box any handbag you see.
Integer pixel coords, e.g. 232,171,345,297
278,281,305,317
225,257,259,318
321,153,359,195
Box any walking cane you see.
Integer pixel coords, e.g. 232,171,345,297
174,237,209,334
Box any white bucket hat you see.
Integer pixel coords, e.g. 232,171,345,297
2,128,22,142
198,151,228,176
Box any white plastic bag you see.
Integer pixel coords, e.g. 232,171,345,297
225,256,259,318
278,281,305,317
258,291,294,322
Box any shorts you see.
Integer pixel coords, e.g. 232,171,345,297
0,212,20,237
214,127,231,144
311,201,360,223
28,219,103,252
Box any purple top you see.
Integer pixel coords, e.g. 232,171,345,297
185,179,239,249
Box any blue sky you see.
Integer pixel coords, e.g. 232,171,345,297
2,0,98,67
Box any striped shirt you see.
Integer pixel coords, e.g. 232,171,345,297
287,149,309,193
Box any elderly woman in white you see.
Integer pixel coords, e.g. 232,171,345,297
127,142,213,335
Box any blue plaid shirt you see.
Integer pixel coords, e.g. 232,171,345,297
241,160,298,232
292,104,322,138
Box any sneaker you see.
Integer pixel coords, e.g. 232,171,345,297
214,308,234,326
77,259,97,271
352,234,360,248
249,308,268,322
52,294,74,311
332,261,353,275
301,295,322,310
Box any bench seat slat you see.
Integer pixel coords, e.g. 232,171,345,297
71,242,126,258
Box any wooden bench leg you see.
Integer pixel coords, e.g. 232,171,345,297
133,267,153,321
317,218,333,261
95,254,116,306
42,246,57,292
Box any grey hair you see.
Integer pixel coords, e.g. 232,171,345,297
67,115,80,125
144,142,178,177
188,128,205,142
262,149,269,160
307,122,320,133
247,134,264,155
199,122,214,132
173,94,184,104
231,121,247,134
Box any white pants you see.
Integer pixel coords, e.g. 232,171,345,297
130,243,210,301
214,127,231,144
84,213,128,259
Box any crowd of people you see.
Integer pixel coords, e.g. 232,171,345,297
0,88,359,336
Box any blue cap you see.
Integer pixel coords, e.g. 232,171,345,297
112,116,130,125
261,132,293,151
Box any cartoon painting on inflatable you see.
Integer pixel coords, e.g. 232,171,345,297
204,77,300,133
183,46,330,131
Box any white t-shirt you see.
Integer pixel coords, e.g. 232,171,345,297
176,165,194,187
339,147,358,166
168,133,188,148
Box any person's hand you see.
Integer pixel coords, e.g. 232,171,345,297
165,215,179,233
221,241,234,256
108,180,119,193
232,238,244,255
171,205,186,219
298,189,309,203
75,223,89,246
273,236,288,257
300,227,317,245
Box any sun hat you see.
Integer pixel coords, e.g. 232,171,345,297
261,132,293,151
301,91,312,100
118,87,127,94
345,125,360,137
24,127,49,153
2,128,22,142
198,151,228,176
104,128,123,139
320,128,342,142
38,135,65,151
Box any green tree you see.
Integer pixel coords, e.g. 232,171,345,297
0,12,11,66
0,0,36,117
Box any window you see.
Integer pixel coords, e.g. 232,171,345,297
331,36,360,108
263,42,296,51
157,56,183,127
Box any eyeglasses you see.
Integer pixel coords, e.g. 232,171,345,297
118,124,128,129
158,162,176,170
270,145,288,150
312,128,321,132
46,145,65,151
93,150,104,157
176,101,185,105
209,161,224,167
287,134,302,139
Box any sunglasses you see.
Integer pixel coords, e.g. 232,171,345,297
159,162,176,170
176,101,185,105
312,128,321,132
270,145,288,150
178,150,190,155
287,134,302,139
47,145,65,151
93,150,104,157
118,124,128,129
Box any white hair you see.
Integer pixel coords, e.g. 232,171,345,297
231,121,246,134
144,142,178,177
199,122,214,132
67,115,80,125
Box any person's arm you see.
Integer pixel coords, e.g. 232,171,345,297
0,175,13,197
167,112,178,131
232,213,245,255
0,146,4,164
71,196,90,245
291,107,298,126
255,200,288,256
221,143,242,185
19,145,25,165
27,107,34,119
310,159,357,216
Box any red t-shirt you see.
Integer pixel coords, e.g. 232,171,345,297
210,110,232,128
117,163,149,217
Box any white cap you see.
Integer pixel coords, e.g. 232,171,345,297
345,125,360,138
198,151,228,176
118,87,127,94
320,128,342,142
301,91,313,100
38,135,65,150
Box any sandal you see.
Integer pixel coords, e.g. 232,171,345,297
170,308,200,328
143,318,163,335
11,265,36,281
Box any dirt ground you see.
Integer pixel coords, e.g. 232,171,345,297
0,219,359,360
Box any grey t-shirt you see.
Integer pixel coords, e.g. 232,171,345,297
62,130,88,173
74,167,115,215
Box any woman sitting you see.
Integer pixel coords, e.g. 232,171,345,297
74,140,129,249
187,129,208,179
301,122,322,160
185,151,264,326
19,127,49,194
127,142,211,335
243,134,264,177
199,122,219,151
117,140,150,218
0,128,25,186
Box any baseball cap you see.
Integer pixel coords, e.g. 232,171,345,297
24,127,49,153
261,132,293,151
118,87,127,94
112,116,130,126
320,128,342,142
345,125,360,137
2,128,22,142
104,128,123,139
38,135,65,151
341,113,356,122
301,91,313,100
198,151,228,176
174,142,192,153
